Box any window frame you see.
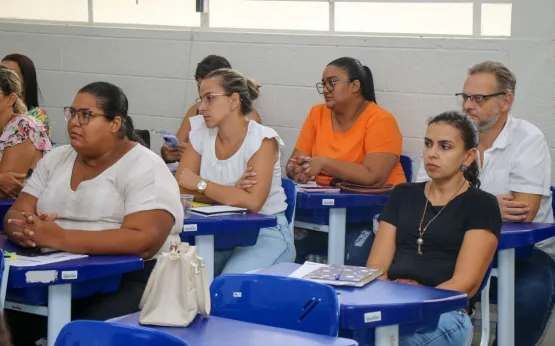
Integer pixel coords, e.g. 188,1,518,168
0,0,512,37
249,0,512,36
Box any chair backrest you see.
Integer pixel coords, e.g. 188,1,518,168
54,320,188,346
210,274,339,336
477,261,494,296
400,155,413,182
551,186,555,218
134,129,151,149
281,178,297,235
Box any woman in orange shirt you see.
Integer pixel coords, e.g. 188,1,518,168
288,57,406,266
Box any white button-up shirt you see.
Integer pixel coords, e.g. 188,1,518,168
416,116,554,254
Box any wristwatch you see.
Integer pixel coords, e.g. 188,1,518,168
197,179,208,194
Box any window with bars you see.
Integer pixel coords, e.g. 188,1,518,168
0,0,512,37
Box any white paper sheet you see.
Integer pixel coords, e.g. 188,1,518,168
10,252,89,267
288,261,327,279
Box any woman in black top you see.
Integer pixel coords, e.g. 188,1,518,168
367,111,501,346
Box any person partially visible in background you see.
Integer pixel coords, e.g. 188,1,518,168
2,54,51,140
161,55,261,163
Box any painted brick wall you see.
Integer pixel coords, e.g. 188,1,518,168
0,22,553,182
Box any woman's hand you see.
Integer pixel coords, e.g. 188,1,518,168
161,142,188,163
394,278,421,285
8,212,65,248
306,156,327,179
0,172,26,198
287,156,316,183
236,167,258,189
178,168,201,191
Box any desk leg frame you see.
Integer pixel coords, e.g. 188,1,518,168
375,325,399,346
328,208,347,265
196,235,215,284
47,284,71,346
497,248,515,346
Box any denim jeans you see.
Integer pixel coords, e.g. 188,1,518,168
214,213,296,275
295,221,376,266
399,310,473,346
490,248,555,346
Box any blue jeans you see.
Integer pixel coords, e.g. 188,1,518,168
295,222,376,266
490,248,555,346
399,310,473,346
214,213,296,275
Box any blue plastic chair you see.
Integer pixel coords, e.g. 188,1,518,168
54,320,189,346
400,154,413,182
210,274,340,336
0,252,8,309
477,262,494,346
550,186,555,217
281,178,297,237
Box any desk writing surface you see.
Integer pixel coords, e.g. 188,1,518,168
255,263,468,329
0,236,143,288
182,212,276,235
112,313,358,346
499,223,555,250
296,191,389,210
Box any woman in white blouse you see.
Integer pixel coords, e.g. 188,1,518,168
177,68,295,275
4,82,183,345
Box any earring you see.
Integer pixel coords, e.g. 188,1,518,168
461,164,468,172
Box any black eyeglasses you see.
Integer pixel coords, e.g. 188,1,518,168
64,107,104,125
455,92,506,105
316,79,351,94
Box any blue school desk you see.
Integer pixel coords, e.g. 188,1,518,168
0,237,143,346
254,263,468,346
496,222,555,346
110,313,358,346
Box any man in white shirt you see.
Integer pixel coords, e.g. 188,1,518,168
416,61,555,346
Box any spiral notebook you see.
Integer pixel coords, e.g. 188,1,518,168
292,262,383,287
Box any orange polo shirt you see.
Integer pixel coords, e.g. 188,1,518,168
295,102,406,186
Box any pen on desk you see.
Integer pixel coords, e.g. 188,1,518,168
335,268,343,280
3,251,15,260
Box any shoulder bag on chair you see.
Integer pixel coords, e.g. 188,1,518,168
330,178,393,194
139,242,210,327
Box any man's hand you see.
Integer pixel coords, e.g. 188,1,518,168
497,194,529,222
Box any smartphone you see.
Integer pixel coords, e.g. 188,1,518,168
162,134,180,148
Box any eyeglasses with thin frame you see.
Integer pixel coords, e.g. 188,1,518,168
455,92,506,106
195,93,230,106
316,79,352,94
64,107,104,125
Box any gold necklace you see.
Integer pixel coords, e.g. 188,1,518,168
417,180,466,255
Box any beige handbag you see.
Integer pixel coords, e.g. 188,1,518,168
139,242,211,327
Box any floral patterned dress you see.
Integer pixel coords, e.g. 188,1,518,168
28,107,51,140
0,114,52,161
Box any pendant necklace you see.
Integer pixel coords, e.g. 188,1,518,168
417,179,466,255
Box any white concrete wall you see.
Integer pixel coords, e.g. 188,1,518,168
0,21,553,182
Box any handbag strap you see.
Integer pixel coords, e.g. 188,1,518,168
335,181,393,194
194,256,211,316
